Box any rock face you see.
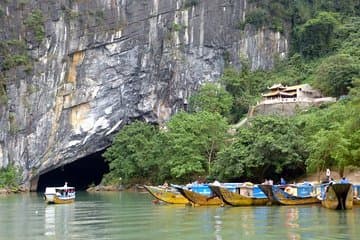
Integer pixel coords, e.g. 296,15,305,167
0,0,288,188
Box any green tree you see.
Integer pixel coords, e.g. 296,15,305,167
214,116,307,182
102,121,162,184
294,11,339,58
165,111,228,181
189,83,233,117
221,67,267,123
313,54,360,97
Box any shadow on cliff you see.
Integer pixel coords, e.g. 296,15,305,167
36,150,109,192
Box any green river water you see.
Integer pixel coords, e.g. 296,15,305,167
0,191,359,240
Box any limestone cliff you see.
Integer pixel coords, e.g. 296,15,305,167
0,0,288,188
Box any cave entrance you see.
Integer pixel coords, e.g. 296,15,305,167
36,150,109,192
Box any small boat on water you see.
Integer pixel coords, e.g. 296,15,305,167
172,185,222,206
259,183,320,205
208,184,269,206
44,186,75,204
143,185,189,204
272,186,320,205
321,183,353,210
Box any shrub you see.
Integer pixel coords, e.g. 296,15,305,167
245,8,269,29
294,11,339,58
184,0,199,8
24,10,45,43
0,165,20,189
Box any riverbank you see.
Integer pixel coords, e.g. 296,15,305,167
296,169,360,184
86,184,146,192
0,186,25,195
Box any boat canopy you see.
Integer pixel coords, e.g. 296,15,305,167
45,187,75,194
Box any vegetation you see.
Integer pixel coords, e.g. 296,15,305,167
24,10,45,43
170,22,186,32
0,165,20,190
213,116,308,182
0,40,30,71
183,0,199,9
313,54,360,97
189,83,233,117
103,111,229,184
294,11,339,58
103,121,162,185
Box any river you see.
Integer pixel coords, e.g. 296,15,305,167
0,191,359,239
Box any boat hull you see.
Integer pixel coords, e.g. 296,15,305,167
209,185,268,206
258,184,279,205
143,185,189,204
273,187,320,205
45,194,75,204
321,183,353,210
175,187,222,206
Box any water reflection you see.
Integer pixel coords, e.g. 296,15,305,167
285,207,300,240
44,203,75,238
1,193,360,239
44,205,55,236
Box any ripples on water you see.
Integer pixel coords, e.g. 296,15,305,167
0,192,359,239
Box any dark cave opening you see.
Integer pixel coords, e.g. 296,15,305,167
36,150,109,192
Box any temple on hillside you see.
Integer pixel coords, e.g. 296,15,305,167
247,83,337,117
260,83,324,104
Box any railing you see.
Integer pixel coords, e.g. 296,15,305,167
257,97,335,106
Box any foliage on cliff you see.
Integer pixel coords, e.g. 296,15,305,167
0,165,20,190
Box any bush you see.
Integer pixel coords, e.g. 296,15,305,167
294,11,339,58
0,40,30,71
24,10,45,43
245,8,269,29
0,165,20,189
314,54,360,97
184,0,199,8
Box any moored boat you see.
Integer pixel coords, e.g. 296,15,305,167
258,184,279,205
143,185,189,204
272,186,320,205
173,185,222,206
208,184,269,206
44,186,75,204
321,183,353,210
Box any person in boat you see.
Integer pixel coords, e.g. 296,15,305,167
280,177,286,185
64,182,68,196
339,176,349,184
262,179,269,184
326,168,331,182
212,179,221,186
162,181,169,188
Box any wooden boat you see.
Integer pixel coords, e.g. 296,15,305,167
321,183,353,210
44,186,75,204
272,186,320,205
173,185,222,206
258,184,279,205
208,184,269,206
354,197,360,205
143,185,189,204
